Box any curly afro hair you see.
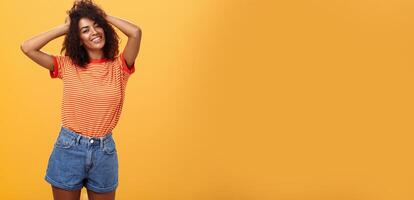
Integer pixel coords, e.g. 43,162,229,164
62,0,119,67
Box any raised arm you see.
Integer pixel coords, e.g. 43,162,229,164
105,15,142,68
20,20,69,71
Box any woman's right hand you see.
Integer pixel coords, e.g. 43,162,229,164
65,16,71,26
63,16,71,34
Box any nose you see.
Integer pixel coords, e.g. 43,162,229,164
90,27,97,34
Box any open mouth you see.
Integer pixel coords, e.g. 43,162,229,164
91,36,102,43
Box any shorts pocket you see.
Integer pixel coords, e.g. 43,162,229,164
103,139,117,155
54,135,75,149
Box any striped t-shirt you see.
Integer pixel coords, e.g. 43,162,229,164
49,53,135,137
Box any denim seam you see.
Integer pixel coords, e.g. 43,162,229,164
45,175,83,190
86,181,118,193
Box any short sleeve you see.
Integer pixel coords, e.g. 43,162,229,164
120,52,135,76
49,55,68,79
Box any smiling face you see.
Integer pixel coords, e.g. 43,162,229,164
78,17,106,52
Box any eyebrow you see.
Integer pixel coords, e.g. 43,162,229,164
80,23,98,31
80,26,89,31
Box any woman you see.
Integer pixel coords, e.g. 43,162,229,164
20,0,141,199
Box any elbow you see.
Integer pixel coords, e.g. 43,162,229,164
130,26,142,38
20,41,30,55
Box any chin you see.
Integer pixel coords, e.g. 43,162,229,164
87,44,105,51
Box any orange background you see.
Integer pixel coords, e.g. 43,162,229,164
1,0,414,199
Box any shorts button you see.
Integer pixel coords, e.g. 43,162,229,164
90,140,94,143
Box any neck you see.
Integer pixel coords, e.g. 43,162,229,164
87,50,104,60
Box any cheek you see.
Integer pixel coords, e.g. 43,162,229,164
79,34,89,43
98,28,105,36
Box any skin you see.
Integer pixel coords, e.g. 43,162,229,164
52,186,116,200
78,17,106,60
21,10,142,200
21,14,142,70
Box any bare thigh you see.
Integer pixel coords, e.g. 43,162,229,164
87,189,116,200
52,186,81,200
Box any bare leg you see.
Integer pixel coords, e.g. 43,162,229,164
52,186,81,200
87,189,116,200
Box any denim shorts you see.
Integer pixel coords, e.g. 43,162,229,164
45,126,118,193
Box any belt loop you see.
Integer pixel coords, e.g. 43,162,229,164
76,135,81,145
100,138,104,149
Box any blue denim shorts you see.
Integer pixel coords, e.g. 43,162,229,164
45,126,118,193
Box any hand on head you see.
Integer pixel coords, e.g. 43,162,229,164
65,16,71,26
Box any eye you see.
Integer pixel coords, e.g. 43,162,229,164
82,29,89,33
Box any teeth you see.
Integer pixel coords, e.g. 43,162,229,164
91,37,101,43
